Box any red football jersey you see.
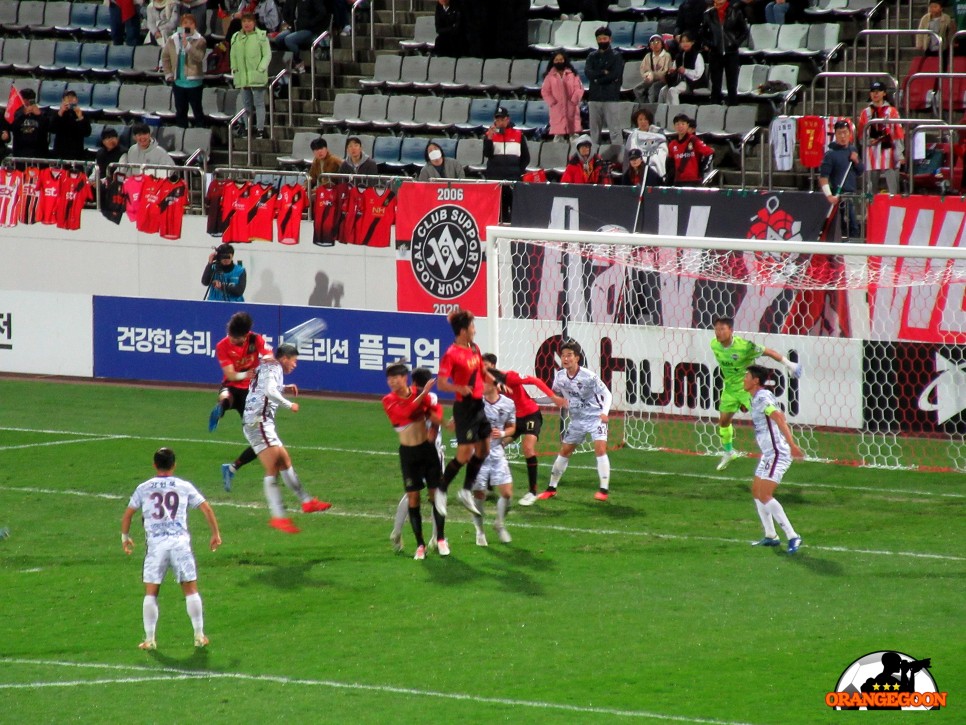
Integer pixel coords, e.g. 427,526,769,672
57,170,93,230
249,184,277,242
276,183,307,245
312,184,341,247
19,167,41,225
797,116,826,169
135,175,165,234
338,184,364,244
122,175,148,222
503,370,555,418
37,168,67,225
347,186,396,247
158,178,188,240
215,332,271,391
221,181,260,243
382,388,434,430
205,178,229,236
439,342,485,402
0,169,23,228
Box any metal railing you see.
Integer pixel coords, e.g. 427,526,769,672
902,71,966,125
310,29,333,101
105,161,207,213
268,68,291,133
350,0,374,57
808,71,898,116
227,108,252,167
859,117,947,195
848,29,940,80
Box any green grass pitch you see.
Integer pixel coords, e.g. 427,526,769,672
0,378,962,724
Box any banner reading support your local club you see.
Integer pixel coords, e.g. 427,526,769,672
395,182,501,315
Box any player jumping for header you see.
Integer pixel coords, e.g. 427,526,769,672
710,316,803,471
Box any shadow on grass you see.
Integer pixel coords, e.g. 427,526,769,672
421,543,553,597
147,646,216,671
781,550,845,576
249,558,332,590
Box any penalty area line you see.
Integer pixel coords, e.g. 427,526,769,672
0,658,760,725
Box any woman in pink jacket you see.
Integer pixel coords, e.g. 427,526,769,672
541,51,585,140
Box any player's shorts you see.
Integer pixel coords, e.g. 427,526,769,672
562,416,608,445
219,384,249,416
512,411,544,439
719,388,752,415
142,541,198,585
243,419,281,455
755,453,792,484
452,397,492,445
472,454,512,491
399,441,442,492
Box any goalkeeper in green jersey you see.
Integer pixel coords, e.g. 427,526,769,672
710,317,803,471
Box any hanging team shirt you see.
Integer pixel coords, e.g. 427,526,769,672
158,178,188,240
19,167,41,225
769,117,796,172
249,185,277,242
276,183,307,245
312,184,342,247
338,184,364,243
0,168,23,227
101,176,128,225
37,168,68,225
57,170,93,230
344,186,397,247
205,178,229,236
797,116,826,169
122,174,148,222
221,181,261,243
135,175,165,234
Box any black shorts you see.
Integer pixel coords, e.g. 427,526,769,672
399,441,442,492
512,411,543,440
219,385,249,416
452,397,491,445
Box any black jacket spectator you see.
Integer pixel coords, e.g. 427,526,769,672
701,0,748,105
434,0,463,57
676,0,708,40
585,43,623,102
9,107,51,159
51,109,93,161
280,0,329,33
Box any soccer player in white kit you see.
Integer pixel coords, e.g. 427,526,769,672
745,365,803,554
243,343,331,534
121,447,221,650
536,340,614,502
470,376,517,546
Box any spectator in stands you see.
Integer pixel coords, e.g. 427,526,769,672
917,0,955,56
96,128,127,180
50,91,92,162
667,113,713,186
624,108,667,185
121,123,175,166
676,0,708,41
635,34,675,104
222,0,283,42
109,0,143,47
231,12,271,139
274,0,330,74
8,89,51,160
434,0,464,58
857,81,904,195
701,0,748,107
483,106,530,180
661,31,705,104
327,0,352,36
339,136,379,176
418,141,465,180
147,0,179,45
738,0,767,25
181,0,210,35
308,137,342,184
622,148,646,186
541,52,585,141
819,120,863,240
585,27,625,145
561,135,610,184
255,0,283,32
764,0,789,24
162,14,208,129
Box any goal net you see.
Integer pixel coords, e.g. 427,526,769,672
486,225,966,472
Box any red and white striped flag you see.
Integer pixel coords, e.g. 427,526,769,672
4,86,24,125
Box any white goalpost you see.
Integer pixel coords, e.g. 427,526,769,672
486,225,966,472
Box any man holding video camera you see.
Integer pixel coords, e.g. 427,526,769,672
51,90,92,162
202,243,247,302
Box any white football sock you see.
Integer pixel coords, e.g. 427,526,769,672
185,592,204,636
596,454,610,491
754,499,777,538
392,495,408,536
280,466,308,502
496,495,509,526
143,595,159,640
263,476,285,518
548,455,569,488
765,498,798,539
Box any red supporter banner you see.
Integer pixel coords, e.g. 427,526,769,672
865,195,966,344
394,182,501,315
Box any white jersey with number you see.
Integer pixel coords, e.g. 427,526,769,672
769,117,796,171
750,388,791,459
552,366,612,426
483,393,516,461
128,476,205,547
244,358,291,425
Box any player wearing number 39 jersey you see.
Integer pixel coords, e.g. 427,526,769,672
121,447,221,651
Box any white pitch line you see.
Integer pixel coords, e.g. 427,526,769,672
1,426,962,500
1,485,961,562
0,435,128,451
0,658,760,725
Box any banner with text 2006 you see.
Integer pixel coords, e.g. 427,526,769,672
395,182,501,316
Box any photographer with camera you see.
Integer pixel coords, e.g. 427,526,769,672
202,243,247,302
857,81,903,195
51,90,92,162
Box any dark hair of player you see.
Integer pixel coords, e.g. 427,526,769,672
385,361,409,377
746,365,772,386
447,309,474,336
712,316,734,328
227,312,253,337
481,353,498,365
412,367,433,387
154,447,176,470
276,343,299,359
560,339,583,363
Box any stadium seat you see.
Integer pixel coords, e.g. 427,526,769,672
277,131,318,166
119,45,161,79
741,23,780,58
901,55,936,112
736,64,770,96
0,38,30,72
532,19,581,55
322,132,347,156
695,104,727,137
453,97,498,135
399,15,436,53
91,81,121,111
495,58,541,96
156,125,184,154
105,83,147,117
6,0,45,33
318,92,362,128
385,135,427,172
564,22,601,55
84,122,105,154
471,57,512,95
610,21,637,54
359,54,402,91
66,2,100,36
719,104,760,141
79,42,110,76
426,95,471,133
385,54,430,92
520,99,550,136
176,127,212,164
38,79,68,108
143,84,175,120
67,81,95,110
370,94,416,131
499,99,528,129
18,38,57,73
398,95,443,133
536,139,570,177
0,2,19,30
344,94,390,131
621,62,642,96
431,136,457,159
528,18,553,48
413,55,456,92
105,44,134,72
438,57,484,94
456,137,485,175
39,1,73,35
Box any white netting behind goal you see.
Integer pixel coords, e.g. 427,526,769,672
487,227,966,472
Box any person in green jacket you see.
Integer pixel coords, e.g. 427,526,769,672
230,13,271,139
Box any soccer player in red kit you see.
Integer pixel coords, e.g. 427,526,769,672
436,309,494,529
382,362,447,560
209,312,272,492
482,353,566,506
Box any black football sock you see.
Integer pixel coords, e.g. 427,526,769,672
432,504,445,541
526,455,539,494
463,455,484,491
235,446,257,470
408,506,425,548
442,459,464,489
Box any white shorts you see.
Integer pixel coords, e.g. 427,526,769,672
143,541,198,585
755,453,792,484
244,419,282,455
472,456,512,491
562,416,608,445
